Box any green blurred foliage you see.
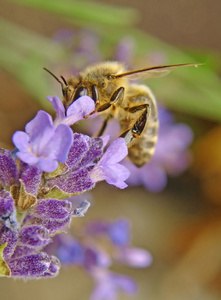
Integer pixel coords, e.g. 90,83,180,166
0,0,221,120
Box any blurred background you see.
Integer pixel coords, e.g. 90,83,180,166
0,0,221,299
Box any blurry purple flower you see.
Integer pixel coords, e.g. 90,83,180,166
91,270,137,300
12,111,73,172
108,219,130,247
57,236,85,265
47,95,96,127
90,138,130,189
116,247,153,268
84,247,111,271
85,219,152,268
114,36,135,65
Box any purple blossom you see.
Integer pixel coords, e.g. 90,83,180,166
91,270,137,300
114,36,135,64
12,95,96,173
90,138,130,189
116,247,153,268
46,217,151,299
108,219,130,247
12,111,73,172
85,219,152,269
1,90,133,282
47,95,96,127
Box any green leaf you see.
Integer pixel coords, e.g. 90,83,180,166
0,244,10,277
7,0,138,27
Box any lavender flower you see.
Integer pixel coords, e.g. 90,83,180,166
45,217,150,300
47,95,96,127
12,111,73,173
91,270,137,300
12,95,96,173
90,138,130,189
0,94,130,279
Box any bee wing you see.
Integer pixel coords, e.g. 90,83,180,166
114,63,203,80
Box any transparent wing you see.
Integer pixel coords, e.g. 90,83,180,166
113,63,203,80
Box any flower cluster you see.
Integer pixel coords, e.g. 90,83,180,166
45,218,152,300
0,95,130,279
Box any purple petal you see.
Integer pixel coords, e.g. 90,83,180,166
16,151,39,165
57,237,85,265
42,124,73,163
108,219,130,247
25,111,55,155
47,96,65,124
84,247,111,270
99,138,128,165
38,158,58,173
12,131,30,151
64,96,96,126
124,160,167,192
91,271,137,300
118,248,153,268
104,164,130,189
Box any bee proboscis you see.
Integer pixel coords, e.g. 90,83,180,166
44,62,202,167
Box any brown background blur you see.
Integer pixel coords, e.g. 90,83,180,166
0,0,221,300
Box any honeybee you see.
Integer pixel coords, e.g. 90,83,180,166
44,62,201,167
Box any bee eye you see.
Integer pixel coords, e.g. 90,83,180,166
73,87,88,102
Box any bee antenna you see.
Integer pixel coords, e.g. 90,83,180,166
43,67,66,87
60,75,68,86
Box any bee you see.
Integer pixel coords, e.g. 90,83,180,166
44,62,201,167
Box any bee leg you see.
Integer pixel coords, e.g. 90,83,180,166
120,104,150,146
97,87,125,113
96,115,112,137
